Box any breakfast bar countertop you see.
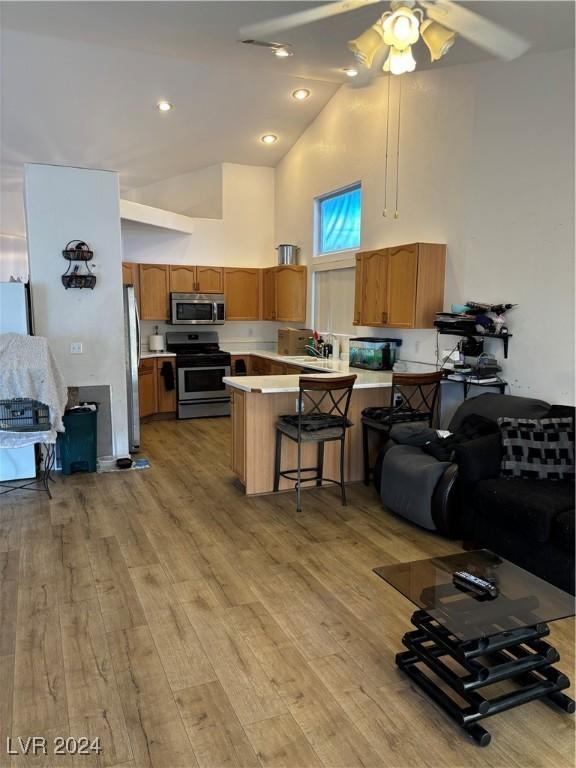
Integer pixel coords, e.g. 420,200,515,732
224,353,394,393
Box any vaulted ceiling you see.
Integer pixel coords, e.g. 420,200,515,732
1,1,574,234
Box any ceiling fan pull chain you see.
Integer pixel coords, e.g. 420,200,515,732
394,76,403,219
382,73,392,218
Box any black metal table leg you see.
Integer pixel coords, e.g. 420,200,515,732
395,610,574,747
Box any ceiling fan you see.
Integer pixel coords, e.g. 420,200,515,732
239,0,530,80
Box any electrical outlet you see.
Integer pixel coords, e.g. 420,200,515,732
414,340,421,354
70,342,83,354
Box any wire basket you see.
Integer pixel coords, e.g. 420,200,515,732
0,399,51,432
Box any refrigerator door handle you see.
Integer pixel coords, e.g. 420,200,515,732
135,298,141,366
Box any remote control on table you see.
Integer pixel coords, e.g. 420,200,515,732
452,570,499,599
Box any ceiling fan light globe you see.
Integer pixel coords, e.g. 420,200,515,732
347,23,385,69
420,19,457,62
384,45,416,75
382,7,420,51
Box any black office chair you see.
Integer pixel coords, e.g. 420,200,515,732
274,375,357,512
362,371,443,485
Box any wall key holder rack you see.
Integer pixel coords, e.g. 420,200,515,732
61,240,96,289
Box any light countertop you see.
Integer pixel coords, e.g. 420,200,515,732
224,351,394,393
140,352,176,359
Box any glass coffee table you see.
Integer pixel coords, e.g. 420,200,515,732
374,550,575,747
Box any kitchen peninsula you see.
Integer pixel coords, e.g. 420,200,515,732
224,352,394,495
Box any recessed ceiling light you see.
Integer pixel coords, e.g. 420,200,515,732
157,100,173,112
273,45,293,58
292,88,311,101
342,67,359,78
261,134,278,145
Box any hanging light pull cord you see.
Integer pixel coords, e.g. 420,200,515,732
382,73,391,218
394,76,402,219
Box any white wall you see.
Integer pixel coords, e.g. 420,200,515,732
25,163,129,455
123,162,280,351
275,50,575,407
124,163,223,219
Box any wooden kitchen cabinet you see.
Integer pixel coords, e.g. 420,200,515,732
197,266,223,293
156,359,177,413
357,250,389,327
138,357,177,418
261,268,277,320
224,267,260,320
261,265,307,322
169,265,223,294
138,359,158,418
275,265,307,322
139,264,170,320
169,265,197,293
122,261,141,307
135,261,307,323
353,243,445,329
249,355,272,375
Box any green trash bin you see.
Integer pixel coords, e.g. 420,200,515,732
58,404,98,475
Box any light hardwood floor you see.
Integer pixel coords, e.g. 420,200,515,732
0,418,574,768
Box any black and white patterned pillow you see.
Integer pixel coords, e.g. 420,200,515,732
498,417,575,481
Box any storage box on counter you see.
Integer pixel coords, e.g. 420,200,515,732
277,327,312,356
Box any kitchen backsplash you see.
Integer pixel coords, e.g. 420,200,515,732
140,320,280,354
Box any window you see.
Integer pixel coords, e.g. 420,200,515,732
316,183,361,256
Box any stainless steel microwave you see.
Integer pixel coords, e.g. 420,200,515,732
170,293,225,325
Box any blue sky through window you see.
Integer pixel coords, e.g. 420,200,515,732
318,184,361,255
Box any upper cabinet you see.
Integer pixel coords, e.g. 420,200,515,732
197,266,224,294
169,265,223,294
139,264,170,321
169,264,197,293
261,268,277,320
122,262,141,307
262,265,307,323
224,268,260,321
275,266,307,322
127,261,307,322
354,243,445,329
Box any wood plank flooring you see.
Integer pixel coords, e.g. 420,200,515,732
0,417,573,768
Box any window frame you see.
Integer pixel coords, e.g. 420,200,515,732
314,181,362,261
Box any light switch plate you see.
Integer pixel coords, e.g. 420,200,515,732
70,342,83,354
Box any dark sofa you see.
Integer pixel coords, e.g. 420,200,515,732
375,393,552,537
455,407,575,595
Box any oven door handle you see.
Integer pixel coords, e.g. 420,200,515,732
177,366,231,372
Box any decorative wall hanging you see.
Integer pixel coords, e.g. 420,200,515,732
61,240,96,289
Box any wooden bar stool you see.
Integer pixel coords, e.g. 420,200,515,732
362,370,443,485
274,375,357,512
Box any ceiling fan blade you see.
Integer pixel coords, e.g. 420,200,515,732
420,0,530,60
239,0,382,39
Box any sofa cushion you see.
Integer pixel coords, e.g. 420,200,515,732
474,478,575,543
549,509,576,554
498,417,575,481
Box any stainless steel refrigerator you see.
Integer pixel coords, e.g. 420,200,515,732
123,284,140,452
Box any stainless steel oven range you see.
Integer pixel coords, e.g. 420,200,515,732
166,331,231,419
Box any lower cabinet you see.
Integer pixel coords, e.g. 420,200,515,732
157,359,177,413
138,357,176,418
